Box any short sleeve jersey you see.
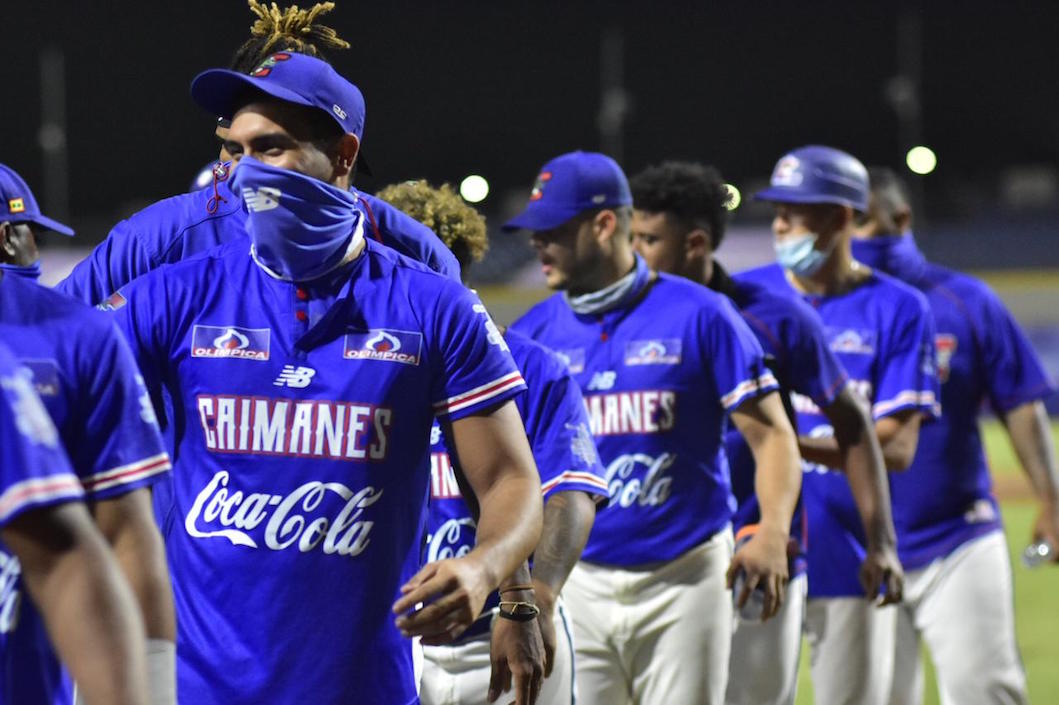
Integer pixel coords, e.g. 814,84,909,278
852,236,1057,568
55,176,461,305
511,273,778,567
0,273,171,705
712,268,848,570
0,343,84,705
110,237,524,705
738,263,939,598
425,329,609,625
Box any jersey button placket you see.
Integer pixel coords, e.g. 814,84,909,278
294,287,310,330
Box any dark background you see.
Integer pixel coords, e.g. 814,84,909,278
4,1,1059,267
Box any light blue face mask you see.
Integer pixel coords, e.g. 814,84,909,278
774,233,832,277
0,260,42,281
230,156,363,282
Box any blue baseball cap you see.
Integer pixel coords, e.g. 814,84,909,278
502,151,632,232
753,145,870,212
190,52,372,174
0,164,73,236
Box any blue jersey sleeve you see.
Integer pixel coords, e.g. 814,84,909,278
54,218,154,306
69,321,170,499
704,297,779,411
521,361,609,501
358,192,462,282
872,289,940,420
0,351,83,525
107,273,173,425
972,285,1057,413
429,286,525,420
784,300,849,408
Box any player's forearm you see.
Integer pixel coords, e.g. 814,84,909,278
530,491,596,611
1002,401,1059,508
799,416,917,471
469,471,543,590
7,508,149,705
826,392,897,547
752,431,801,533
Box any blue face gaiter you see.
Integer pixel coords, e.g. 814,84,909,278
0,261,42,280
230,157,362,282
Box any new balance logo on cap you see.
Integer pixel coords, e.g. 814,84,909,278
243,187,281,212
273,365,316,389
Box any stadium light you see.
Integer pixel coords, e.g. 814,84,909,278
906,146,937,175
460,175,489,203
724,183,742,211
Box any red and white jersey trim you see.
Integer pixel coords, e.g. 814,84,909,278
721,372,779,410
81,453,171,495
540,470,610,498
433,371,525,416
872,390,939,420
0,473,84,524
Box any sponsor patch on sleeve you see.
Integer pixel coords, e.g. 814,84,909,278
96,291,128,312
191,325,271,361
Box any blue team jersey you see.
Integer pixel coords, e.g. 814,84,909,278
111,236,524,705
0,343,84,705
738,263,939,598
853,234,1057,568
511,273,778,567
711,266,849,572
0,274,170,705
55,175,461,305
425,329,608,631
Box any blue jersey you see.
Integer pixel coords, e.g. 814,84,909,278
710,265,849,573
111,236,524,705
0,273,171,705
55,175,461,305
738,263,939,598
511,273,778,567
425,329,608,633
853,234,1057,568
0,343,84,705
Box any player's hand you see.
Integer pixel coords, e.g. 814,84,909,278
489,603,544,705
860,540,904,605
392,556,492,645
1032,501,1059,564
531,580,557,677
727,525,789,621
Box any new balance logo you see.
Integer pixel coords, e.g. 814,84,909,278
243,187,281,212
587,371,616,391
273,365,316,389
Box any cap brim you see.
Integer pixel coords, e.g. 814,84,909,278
752,186,862,211
27,214,74,237
190,69,316,121
501,204,583,232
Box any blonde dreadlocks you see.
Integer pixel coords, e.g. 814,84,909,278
229,1,350,73
377,182,490,273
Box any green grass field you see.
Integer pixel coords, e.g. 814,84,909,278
793,420,1059,705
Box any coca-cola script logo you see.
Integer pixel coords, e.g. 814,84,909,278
425,518,477,563
185,471,382,557
0,550,21,634
603,452,676,508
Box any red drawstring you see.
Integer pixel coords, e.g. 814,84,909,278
358,196,383,242
206,162,230,214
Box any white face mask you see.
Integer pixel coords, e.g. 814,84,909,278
774,232,833,276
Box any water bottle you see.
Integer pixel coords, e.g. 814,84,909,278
732,526,766,621
1022,540,1053,568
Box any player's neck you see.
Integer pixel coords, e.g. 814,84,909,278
787,245,869,297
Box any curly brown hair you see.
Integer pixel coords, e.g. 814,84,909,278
376,181,489,272
229,1,350,73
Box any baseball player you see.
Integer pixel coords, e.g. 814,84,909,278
377,180,610,705
852,167,1057,705
506,151,802,705
0,165,175,705
56,0,460,307
108,53,543,705
0,342,150,705
628,160,901,705
740,146,939,705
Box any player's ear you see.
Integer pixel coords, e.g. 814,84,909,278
894,206,912,233
593,209,618,245
685,229,710,258
332,133,360,180
0,223,15,261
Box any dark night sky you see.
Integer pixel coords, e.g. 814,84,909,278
4,1,1059,226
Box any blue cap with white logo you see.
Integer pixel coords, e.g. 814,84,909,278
502,151,632,232
0,164,73,236
753,145,870,212
190,52,372,174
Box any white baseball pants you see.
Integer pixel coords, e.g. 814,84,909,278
563,528,734,705
804,595,897,705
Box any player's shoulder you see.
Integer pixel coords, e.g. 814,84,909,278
5,275,114,333
511,292,568,335
867,269,931,313
504,328,568,382
733,262,787,288
118,239,237,302
920,262,994,301
362,238,456,288
651,273,744,326
114,184,242,255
